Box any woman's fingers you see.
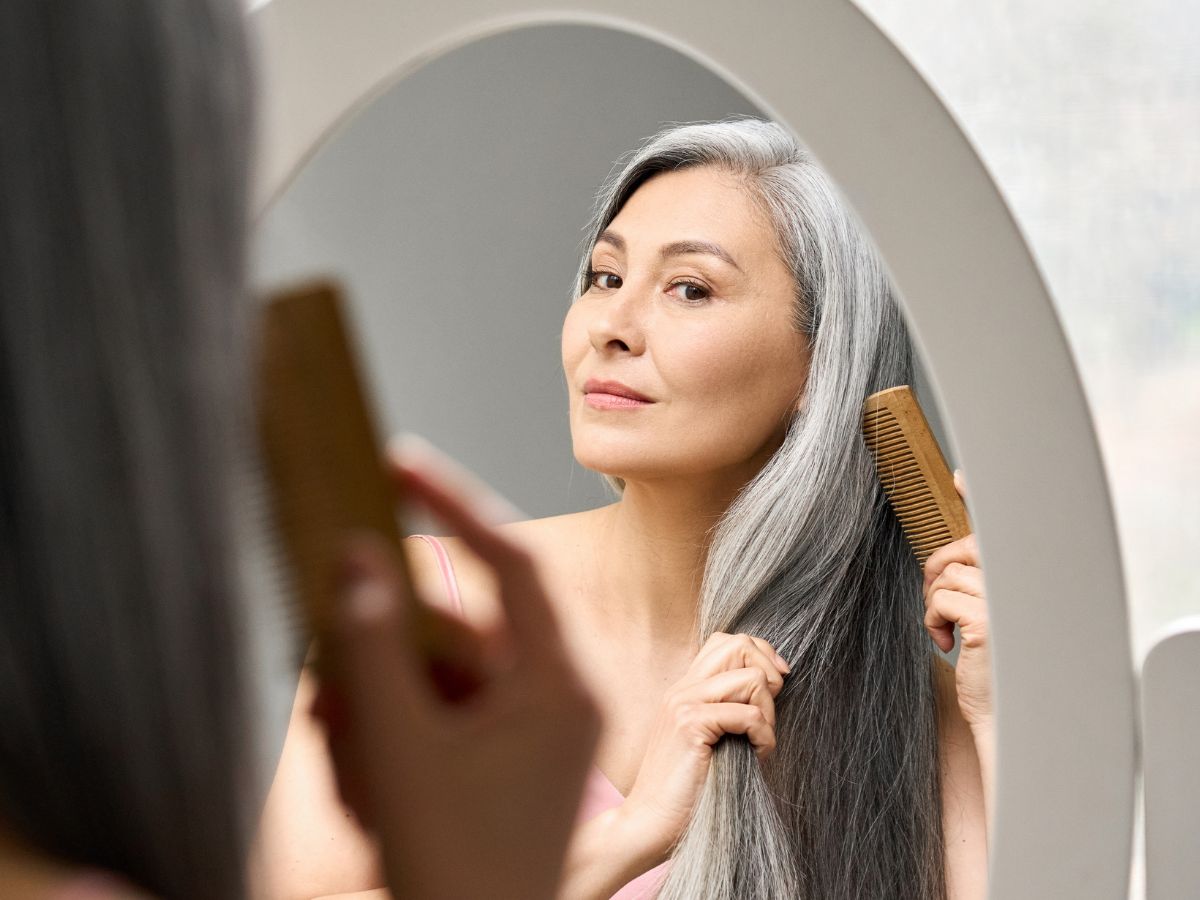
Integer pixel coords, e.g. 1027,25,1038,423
325,535,436,829
924,587,988,653
923,532,980,591
674,666,779,727
309,680,369,825
333,534,432,710
688,632,789,688
928,561,985,599
750,636,791,673
412,601,494,705
387,452,567,673
705,703,777,759
388,433,525,525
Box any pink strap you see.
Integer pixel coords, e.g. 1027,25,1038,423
409,534,464,616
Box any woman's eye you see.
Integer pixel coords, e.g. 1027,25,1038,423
590,271,623,290
668,281,710,303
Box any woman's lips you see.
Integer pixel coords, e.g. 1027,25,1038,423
585,392,653,410
582,378,653,409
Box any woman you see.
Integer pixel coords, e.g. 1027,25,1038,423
0,0,598,897
265,119,993,899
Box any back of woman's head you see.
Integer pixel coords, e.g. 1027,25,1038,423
580,119,945,898
0,1,255,896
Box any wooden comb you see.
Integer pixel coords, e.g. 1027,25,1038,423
861,385,970,565
255,279,478,697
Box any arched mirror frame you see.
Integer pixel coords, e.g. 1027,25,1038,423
250,2,1136,897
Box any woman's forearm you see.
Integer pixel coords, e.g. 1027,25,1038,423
970,722,997,845
557,806,664,900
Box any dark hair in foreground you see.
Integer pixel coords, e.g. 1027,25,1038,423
576,120,947,898
0,0,255,896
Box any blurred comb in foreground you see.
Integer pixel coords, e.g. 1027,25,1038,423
255,279,480,699
861,385,970,566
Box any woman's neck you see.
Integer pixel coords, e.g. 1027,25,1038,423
583,472,747,646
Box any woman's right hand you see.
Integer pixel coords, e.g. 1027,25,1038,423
315,448,602,900
619,632,790,862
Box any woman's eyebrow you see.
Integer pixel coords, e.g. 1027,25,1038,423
595,229,625,252
595,230,741,272
659,240,741,272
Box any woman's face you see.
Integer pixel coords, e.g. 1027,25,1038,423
562,166,810,487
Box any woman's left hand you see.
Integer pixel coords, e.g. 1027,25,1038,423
922,471,993,732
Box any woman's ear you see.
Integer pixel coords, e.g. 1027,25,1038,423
793,348,812,416
792,380,809,416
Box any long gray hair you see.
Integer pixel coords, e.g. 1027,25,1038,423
0,1,255,896
575,119,946,898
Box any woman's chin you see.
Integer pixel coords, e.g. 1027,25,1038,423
573,448,686,484
575,458,629,480
573,449,650,482
572,429,727,483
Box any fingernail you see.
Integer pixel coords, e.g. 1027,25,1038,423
388,431,434,464
776,654,791,673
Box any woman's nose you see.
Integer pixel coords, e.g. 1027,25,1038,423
587,282,647,356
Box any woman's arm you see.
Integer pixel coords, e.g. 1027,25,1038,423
316,455,602,900
936,657,991,900
557,807,665,900
252,529,493,900
252,668,385,900
923,473,994,899
971,722,996,832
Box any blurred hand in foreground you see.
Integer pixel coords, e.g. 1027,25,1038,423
314,444,601,900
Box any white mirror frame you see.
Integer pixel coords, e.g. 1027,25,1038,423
250,2,1136,897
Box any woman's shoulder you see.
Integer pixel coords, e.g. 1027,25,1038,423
499,507,604,553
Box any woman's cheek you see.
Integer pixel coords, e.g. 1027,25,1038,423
560,307,589,376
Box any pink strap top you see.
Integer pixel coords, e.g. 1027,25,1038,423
408,535,670,899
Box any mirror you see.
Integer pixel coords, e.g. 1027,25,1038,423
254,24,956,522
251,3,1135,899
255,25,761,518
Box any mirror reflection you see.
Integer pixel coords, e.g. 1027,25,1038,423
256,25,770,519
254,24,991,900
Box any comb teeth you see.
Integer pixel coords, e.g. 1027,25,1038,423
230,428,308,669
255,279,415,668
861,387,970,566
253,279,476,693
